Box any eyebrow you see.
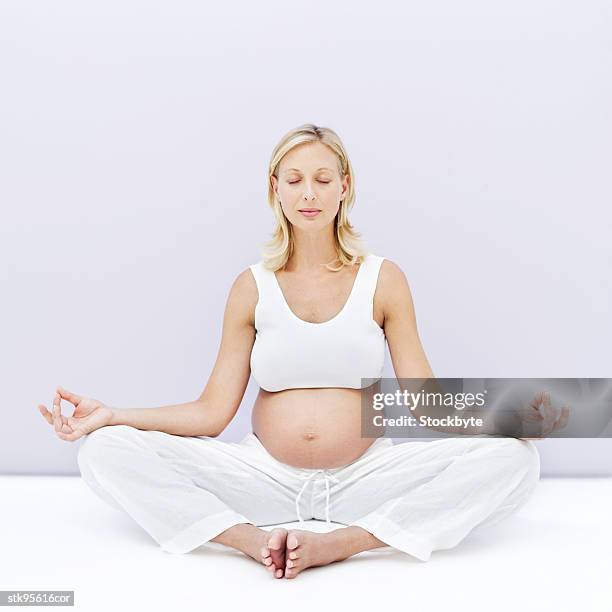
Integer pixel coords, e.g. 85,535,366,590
282,167,334,174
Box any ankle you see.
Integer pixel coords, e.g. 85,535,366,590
331,526,386,558
325,530,354,562
211,523,264,557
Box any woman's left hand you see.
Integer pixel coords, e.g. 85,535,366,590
517,391,570,440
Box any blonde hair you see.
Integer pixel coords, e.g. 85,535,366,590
262,123,368,272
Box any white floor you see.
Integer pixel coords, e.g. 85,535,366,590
1,475,610,612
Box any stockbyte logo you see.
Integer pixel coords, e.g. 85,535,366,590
359,378,612,439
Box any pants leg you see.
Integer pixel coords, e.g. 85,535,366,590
77,425,300,554
326,436,540,562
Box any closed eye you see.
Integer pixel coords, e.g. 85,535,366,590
288,180,330,184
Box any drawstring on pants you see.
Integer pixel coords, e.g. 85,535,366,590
294,469,340,526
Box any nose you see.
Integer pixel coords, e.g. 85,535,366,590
302,180,317,201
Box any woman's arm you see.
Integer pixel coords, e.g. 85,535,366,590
380,260,435,380
109,400,218,437
109,268,258,437
381,260,492,436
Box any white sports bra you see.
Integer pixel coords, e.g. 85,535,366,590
248,253,386,392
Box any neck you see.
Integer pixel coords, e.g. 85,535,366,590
286,224,338,272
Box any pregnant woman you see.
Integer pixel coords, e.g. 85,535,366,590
38,123,566,579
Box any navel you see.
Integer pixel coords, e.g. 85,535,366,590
303,432,318,441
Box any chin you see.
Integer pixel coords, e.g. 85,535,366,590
291,215,321,224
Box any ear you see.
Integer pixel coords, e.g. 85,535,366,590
270,174,278,196
340,173,349,200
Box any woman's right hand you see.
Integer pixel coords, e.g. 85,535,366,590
38,387,114,442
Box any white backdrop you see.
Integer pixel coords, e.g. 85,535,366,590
1,0,610,476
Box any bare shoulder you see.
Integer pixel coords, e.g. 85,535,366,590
377,258,415,320
378,258,411,297
226,267,259,326
232,267,258,297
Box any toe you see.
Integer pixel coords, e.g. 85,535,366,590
266,528,287,569
287,532,300,550
268,529,283,550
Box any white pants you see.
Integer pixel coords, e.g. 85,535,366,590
77,425,540,562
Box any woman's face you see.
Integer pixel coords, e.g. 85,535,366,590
271,141,349,230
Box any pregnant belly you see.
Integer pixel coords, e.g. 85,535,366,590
251,386,383,469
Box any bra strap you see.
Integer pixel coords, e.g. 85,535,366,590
249,262,273,303
249,261,288,312
352,253,385,308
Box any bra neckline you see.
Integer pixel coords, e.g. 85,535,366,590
270,256,367,327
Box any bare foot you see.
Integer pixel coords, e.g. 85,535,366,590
284,529,346,579
259,527,289,579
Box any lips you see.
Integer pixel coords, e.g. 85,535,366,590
298,208,322,218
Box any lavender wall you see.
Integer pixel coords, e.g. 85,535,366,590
1,0,610,475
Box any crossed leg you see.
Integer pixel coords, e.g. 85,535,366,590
77,426,302,578
277,436,539,578
77,426,539,579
